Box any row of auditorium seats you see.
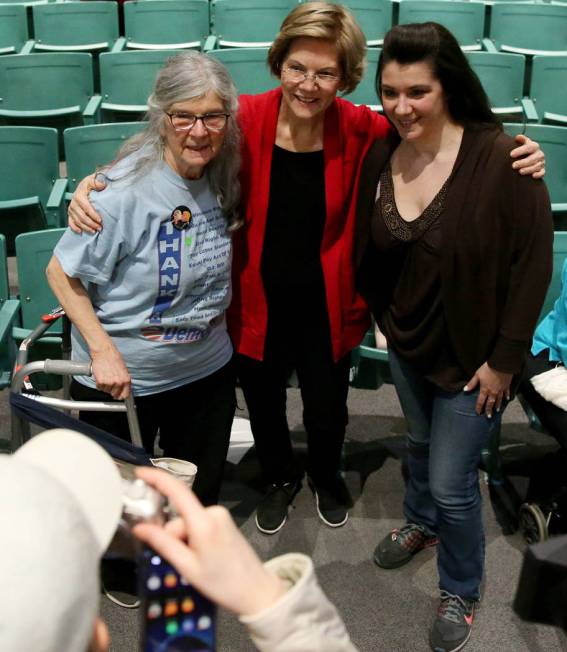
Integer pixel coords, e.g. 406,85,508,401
2,1,567,57
0,47,565,137
1,120,566,257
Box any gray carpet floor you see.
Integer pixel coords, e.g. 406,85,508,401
3,380,567,651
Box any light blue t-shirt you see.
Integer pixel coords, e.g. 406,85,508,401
55,149,233,395
532,259,567,364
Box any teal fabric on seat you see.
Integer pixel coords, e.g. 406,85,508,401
465,51,526,117
0,234,20,389
0,126,67,251
208,48,277,95
31,2,122,54
124,0,209,51
209,0,297,48
63,122,147,195
398,0,485,51
99,49,181,121
341,0,392,48
503,124,567,216
0,5,32,55
342,48,382,112
529,56,567,125
0,53,101,154
488,3,567,56
12,229,67,391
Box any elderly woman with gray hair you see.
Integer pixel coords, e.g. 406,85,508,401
46,51,240,506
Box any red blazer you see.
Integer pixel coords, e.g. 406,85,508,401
228,88,392,362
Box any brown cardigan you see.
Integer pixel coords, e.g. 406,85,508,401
355,125,554,377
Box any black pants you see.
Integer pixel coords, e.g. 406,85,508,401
71,358,236,505
236,289,350,488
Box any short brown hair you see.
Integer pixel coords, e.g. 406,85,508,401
267,2,366,94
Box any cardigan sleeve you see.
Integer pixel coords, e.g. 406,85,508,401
487,137,554,374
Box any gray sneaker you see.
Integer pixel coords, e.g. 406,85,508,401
429,591,476,652
255,480,301,534
374,523,438,569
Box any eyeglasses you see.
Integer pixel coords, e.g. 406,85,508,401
282,64,341,86
166,112,230,132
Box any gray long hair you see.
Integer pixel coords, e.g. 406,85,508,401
112,51,241,230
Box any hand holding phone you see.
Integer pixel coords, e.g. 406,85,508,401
132,467,287,620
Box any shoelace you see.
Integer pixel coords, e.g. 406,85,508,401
438,590,471,624
393,523,426,548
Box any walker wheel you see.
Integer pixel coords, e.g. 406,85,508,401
519,503,548,544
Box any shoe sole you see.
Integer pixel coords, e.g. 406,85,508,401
430,627,472,652
255,512,288,535
314,490,349,528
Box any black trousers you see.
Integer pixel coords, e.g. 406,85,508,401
71,358,236,506
236,288,350,488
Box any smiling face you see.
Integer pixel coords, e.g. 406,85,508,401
380,60,450,142
279,37,341,123
163,91,227,179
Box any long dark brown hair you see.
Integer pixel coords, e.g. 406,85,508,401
377,22,500,129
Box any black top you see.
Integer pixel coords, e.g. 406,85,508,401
371,164,467,391
261,145,326,294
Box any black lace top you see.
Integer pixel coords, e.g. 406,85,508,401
371,164,467,391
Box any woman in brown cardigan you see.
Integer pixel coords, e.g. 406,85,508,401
356,23,553,652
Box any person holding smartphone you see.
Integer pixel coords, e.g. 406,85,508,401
1,429,357,652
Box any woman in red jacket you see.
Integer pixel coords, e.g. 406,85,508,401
67,3,544,533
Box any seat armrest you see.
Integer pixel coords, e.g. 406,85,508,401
83,95,102,125
482,38,498,53
203,35,218,52
0,300,20,347
46,178,68,211
111,37,126,53
521,98,539,123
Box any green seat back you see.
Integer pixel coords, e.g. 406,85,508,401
208,48,277,95
0,235,8,302
503,124,567,210
0,5,28,55
211,0,297,47
15,229,66,332
490,4,567,55
466,52,525,115
0,52,94,115
0,233,17,389
64,122,146,192
124,0,209,50
0,127,63,251
14,229,66,389
540,232,567,323
0,127,60,207
398,1,485,51
343,48,382,111
530,56,567,124
99,49,180,119
32,2,119,52
340,0,392,47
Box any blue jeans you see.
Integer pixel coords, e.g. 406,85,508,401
389,348,503,600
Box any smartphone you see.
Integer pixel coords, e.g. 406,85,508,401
139,546,216,652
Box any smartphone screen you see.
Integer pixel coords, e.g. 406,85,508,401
139,546,216,652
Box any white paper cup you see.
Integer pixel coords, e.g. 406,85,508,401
151,457,198,489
